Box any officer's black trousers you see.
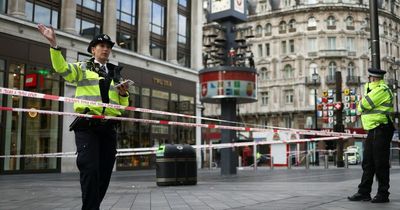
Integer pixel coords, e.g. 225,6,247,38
358,122,394,197
74,124,117,210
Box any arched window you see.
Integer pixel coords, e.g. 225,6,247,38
288,19,296,32
265,23,272,35
309,63,318,76
347,62,355,77
308,17,317,28
383,22,388,35
256,25,263,36
345,16,354,29
260,67,270,80
279,21,287,33
327,16,336,28
328,62,337,77
284,64,294,79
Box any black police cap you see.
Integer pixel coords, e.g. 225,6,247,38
87,34,115,53
368,67,386,78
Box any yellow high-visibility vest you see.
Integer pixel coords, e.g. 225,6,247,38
357,79,393,130
50,48,129,116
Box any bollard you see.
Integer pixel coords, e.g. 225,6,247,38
324,154,329,169
270,157,274,170
209,146,213,170
238,156,242,167
288,155,292,169
344,153,349,168
253,143,257,171
305,153,310,169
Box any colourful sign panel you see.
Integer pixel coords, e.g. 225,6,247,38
199,70,257,104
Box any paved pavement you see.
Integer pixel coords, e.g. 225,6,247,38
1,166,400,210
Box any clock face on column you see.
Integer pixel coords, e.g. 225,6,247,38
234,0,244,13
211,0,231,13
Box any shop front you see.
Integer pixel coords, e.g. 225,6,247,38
115,63,196,170
0,33,63,174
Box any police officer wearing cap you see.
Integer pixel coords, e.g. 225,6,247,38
37,24,130,210
348,67,394,203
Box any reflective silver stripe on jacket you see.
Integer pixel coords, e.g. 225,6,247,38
77,79,98,87
363,110,393,115
365,95,375,108
60,64,73,77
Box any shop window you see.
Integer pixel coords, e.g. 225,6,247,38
25,0,60,28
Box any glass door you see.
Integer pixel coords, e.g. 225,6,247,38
4,63,25,171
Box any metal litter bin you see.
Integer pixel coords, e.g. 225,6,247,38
156,144,197,186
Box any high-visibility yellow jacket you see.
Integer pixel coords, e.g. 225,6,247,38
357,79,393,130
50,48,129,116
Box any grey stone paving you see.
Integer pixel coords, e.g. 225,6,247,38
1,166,400,210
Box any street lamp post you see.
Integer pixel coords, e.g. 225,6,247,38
311,72,319,165
312,72,319,130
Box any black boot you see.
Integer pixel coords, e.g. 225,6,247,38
371,195,389,203
348,192,371,201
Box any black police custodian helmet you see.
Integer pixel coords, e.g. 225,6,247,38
87,34,115,53
368,67,386,78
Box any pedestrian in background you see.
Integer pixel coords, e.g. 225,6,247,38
348,67,394,203
38,23,130,210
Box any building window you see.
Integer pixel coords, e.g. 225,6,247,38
285,90,294,104
258,44,263,57
25,0,60,29
116,0,137,51
383,22,388,35
346,16,354,30
328,61,337,77
260,67,270,80
265,23,272,35
308,17,317,29
150,0,166,60
76,0,103,39
306,0,318,4
308,38,317,52
150,1,165,36
346,37,355,52
178,0,187,7
288,19,296,32
261,91,269,106
328,37,336,50
327,16,336,29
0,0,6,13
283,64,294,79
256,25,263,36
265,43,270,56
348,62,355,77
289,39,294,53
177,1,191,67
279,21,287,33
281,40,287,54
309,63,318,76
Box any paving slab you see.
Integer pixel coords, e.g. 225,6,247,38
1,166,400,210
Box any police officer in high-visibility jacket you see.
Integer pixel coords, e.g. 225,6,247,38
348,68,394,203
37,24,130,210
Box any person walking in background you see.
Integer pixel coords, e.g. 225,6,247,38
38,23,130,210
348,67,394,203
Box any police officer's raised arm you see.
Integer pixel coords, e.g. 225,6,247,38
37,24,80,83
